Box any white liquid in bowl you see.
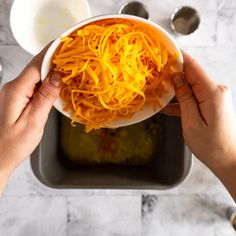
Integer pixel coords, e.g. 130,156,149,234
10,0,91,55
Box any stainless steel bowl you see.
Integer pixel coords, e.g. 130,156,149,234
119,1,149,19
171,6,200,35
226,207,236,231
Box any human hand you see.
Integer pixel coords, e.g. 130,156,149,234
162,50,236,200
0,46,62,183
161,51,236,171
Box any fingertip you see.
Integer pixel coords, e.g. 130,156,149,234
174,79,194,103
31,72,62,115
181,50,198,72
49,72,62,87
173,73,185,89
181,49,191,59
171,73,193,102
39,72,62,101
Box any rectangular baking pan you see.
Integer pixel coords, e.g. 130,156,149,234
31,110,192,189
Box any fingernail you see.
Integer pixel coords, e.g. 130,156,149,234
49,73,62,87
173,74,185,89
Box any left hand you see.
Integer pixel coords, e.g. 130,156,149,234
0,46,62,183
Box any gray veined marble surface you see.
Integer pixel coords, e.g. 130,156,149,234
0,0,236,235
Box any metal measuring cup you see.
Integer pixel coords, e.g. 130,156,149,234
119,2,200,35
226,207,236,231
171,6,200,35
119,1,149,19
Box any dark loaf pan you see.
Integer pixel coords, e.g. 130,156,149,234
31,110,192,189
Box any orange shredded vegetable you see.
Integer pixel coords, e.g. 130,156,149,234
52,19,178,132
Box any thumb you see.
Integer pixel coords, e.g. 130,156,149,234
29,72,62,125
173,73,203,124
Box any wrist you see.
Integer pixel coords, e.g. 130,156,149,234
199,147,236,172
0,170,9,193
0,158,16,180
208,152,236,201
0,142,16,179
0,154,12,193
0,154,16,194
207,150,236,177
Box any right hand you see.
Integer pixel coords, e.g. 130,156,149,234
161,51,236,171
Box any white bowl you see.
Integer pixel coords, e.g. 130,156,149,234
10,0,91,55
41,14,183,128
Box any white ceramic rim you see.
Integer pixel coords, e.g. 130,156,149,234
41,14,183,128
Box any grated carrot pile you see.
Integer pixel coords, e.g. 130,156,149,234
52,19,177,132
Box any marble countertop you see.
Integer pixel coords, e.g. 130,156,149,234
0,0,236,235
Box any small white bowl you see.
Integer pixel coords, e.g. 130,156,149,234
41,14,183,128
10,0,91,55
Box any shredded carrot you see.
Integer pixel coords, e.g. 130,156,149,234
52,19,179,132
